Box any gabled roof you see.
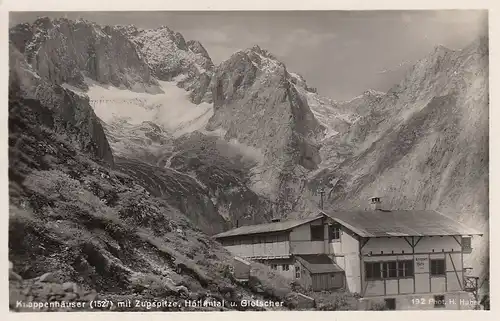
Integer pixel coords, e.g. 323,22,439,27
322,210,482,237
213,215,324,239
296,255,344,274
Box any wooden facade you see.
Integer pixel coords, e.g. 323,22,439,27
360,236,468,297
312,273,345,291
215,211,481,309
220,232,290,259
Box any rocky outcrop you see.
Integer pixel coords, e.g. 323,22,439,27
307,37,489,277
9,17,158,92
9,44,114,166
124,26,214,103
8,88,298,311
9,264,100,312
114,156,229,235
170,132,275,227
207,46,324,215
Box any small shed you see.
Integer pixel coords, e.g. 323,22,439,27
295,254,345,291
233,256,251,281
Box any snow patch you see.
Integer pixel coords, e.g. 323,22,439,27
84,78,213,136
201,127,228,138
255,52,281,74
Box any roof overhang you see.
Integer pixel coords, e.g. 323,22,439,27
321,210,484,238
213,214,326,239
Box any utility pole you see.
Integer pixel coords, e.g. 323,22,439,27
319,187,325,210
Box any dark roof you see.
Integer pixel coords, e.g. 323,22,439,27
296,255,344,274
233,256,251,265
213,215,323,239
323,210,482,237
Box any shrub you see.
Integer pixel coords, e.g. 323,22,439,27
23,170,82,201
310,290,359,311
248,262,293,300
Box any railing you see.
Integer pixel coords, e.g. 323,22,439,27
464,276,479,292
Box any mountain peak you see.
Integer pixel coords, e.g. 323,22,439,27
432,44,453,56
157,25,173,32
245,45,278,60
186,40,211,60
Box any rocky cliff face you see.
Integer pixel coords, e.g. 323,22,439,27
9,44,114,166
9,17,159,93
9,15,489,304
8,89,299,311
169,132,275,227
305,37,489,276
9,17,331,224
120,25,214,103
8,20,303,308
313,38,488,212
207,46,325,215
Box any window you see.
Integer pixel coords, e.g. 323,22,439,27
430,259,446,276
265,235,277,243
278,234,288,242
329,224,341,242
295,266,300,278
386,261,398,278
398,260,414,277
384,298,396,310
282,264,290,271
365,262,382,280
434,295,446,308
462,237,472,253
310,225,324,241
366,260,414,280
241,237,252,245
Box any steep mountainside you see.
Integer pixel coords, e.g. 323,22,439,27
207,46,325,216
9,43,114,166
9,15,489,307
118,25,214,104
9,17,287,233
8,37,310,312
8,88,300,311
305,38,489,277
9,17,159,93
169,132,274,226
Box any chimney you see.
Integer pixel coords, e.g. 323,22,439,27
319,187,325,210
369,197,382,211
271,202,281,223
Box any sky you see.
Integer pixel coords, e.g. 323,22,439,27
10,10,488,100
